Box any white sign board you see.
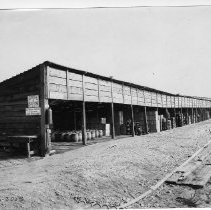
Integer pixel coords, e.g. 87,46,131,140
28,95,39,108
26,107,41,116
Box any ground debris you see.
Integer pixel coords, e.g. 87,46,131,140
1,120,211,209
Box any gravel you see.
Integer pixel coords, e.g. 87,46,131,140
0,120,211,209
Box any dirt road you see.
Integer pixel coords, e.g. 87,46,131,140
1,120,211,209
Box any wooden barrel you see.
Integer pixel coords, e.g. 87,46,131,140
71,133,79,142
78,132,82,142
95,130,99,138
66,132,72,141
87,132,91,140
91,130,95,139
54,131,62,141
61,132,67,141
99,130,103,137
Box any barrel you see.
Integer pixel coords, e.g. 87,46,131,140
71,133,79,142
54,131,62,141
99,130,103,137
61,132,67,141
78,132,82,142
66,132,72,141
86,131,91,140
91,130,95,139
95,130,99,138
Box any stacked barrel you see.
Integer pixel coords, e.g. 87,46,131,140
51,129,104,142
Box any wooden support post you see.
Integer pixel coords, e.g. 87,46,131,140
174,108,176,118
26,142,30,158
199,108,202,122
82,74,87,145
186,108,189,124
130,87,135,137
40,64,50,156
192,107,194,124
202,108,204,121
144,106,149,134
131,104,135,136
111,78,115,139
180,107,183,126
82,101,87,145
143,89,149,134
111,102,115,139
66,70,70,100
196,108,198,123
210,108,211,119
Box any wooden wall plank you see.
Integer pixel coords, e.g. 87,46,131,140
0,65,41,137
69,86,83,95
49,67,66,78
49,76,67,86
69,72,83,81
137,89,145,106
69,94,83,101
49,91,67,100
131,88,138,105
47,67,211,110
175,97,179,108
49,84,67,93
151,92,157,107
162,94,167,107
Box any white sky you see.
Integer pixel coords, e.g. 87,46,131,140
0,2,211,97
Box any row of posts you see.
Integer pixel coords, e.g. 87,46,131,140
80,75,210,145
81,103,210,146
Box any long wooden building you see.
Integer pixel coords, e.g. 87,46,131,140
0,61,211,156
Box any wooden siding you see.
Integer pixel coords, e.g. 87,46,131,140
157,93,162,108
137,89,145,106
47,66,211,108
0,67,41,136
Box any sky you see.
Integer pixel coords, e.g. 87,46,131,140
1,5,211,97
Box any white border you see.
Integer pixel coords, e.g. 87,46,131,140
1,0,211,9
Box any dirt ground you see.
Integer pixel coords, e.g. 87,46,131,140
1,120,211,209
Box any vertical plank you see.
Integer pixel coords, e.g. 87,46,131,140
40,64,49,156
181,108,183,126
45,68,51,154
173,96,176,117
130,87,135,137
26,142,30,158
82,74,87,145
143,89,149,134
66,70,70,100
196,107,198,123
46,66,50,99
97,78,100,102
111,79,115,139
156,92,158,111
122,83,125,104
161,94,164,108
136,88,139,103
191,99,194,123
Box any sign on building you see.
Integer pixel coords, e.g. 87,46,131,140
26,95,41,115
26,107,41,116
28,95,39,108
